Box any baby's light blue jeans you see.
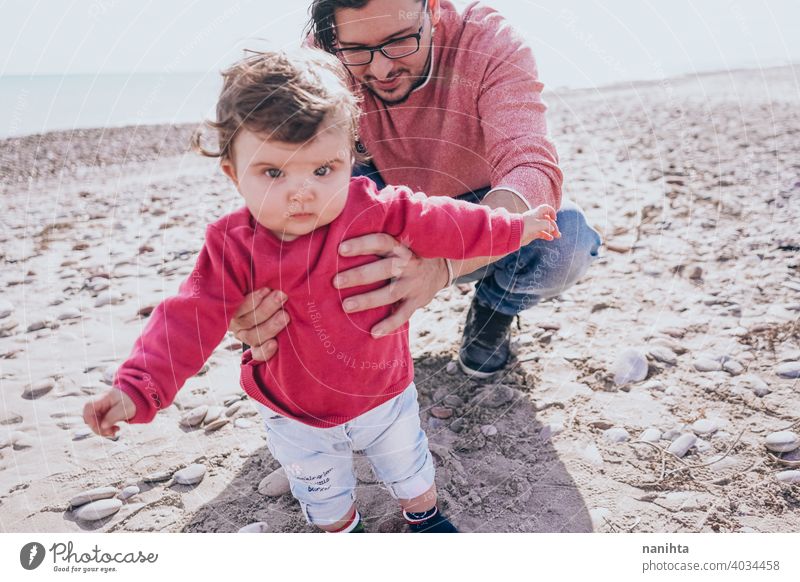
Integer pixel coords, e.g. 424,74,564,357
254,381,435,527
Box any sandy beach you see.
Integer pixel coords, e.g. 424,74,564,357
1,65,799,533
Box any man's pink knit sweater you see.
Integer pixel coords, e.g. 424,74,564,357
114,177,524,428
355,0,563,210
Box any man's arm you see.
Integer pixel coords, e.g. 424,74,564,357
113,224,248,423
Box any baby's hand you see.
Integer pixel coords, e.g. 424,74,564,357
83,389,137,438
521,204,561,244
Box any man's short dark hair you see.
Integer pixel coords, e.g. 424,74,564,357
305,0,424,53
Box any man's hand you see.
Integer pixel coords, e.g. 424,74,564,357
228,288,290,362
334,233,450,338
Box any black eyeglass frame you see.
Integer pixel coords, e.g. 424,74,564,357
332,0,430,66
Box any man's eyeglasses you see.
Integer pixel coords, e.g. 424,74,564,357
333,1,429,66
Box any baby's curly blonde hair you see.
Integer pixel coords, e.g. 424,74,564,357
191,47,367,164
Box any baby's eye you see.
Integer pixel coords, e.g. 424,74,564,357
314,165,332,177
265,168,283,178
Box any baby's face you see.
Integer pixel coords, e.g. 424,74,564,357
222,122,353,241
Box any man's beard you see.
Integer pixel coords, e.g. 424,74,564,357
365,47,432,106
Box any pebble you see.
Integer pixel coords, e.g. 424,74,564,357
693,357,722,372
223,393,244,407
0,318,19,336
430,406,453,419
119,486,140,500
0,299,13,319
203,418,229,433
74,498,123,521
612,348,648,386
173,463,206,486
27,319,55,332
765,431,800,453
443,395,465,408
648,346,678,366
95,290,123,307
225,402,244,417
69,486,119,509
22,378,55,399
722,359,744,375
143,470,173,483
775,362,800,379
662,428,683,441
234,418,253,429
57,308,82,321
691,419,719,436
446,361,458,375
102,365,117,385
203,406,224,424
477,384,517,408
639,428,662,443
667,433,697,458
480,424,498,437
0,412,23,426
738,375,771,397
776,470,800,484
72,427,93,440
238,522,270,533
258,467,291,497
179,405,209,428
603,427,630,443
449,418,466,433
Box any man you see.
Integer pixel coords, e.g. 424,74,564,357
229,0,602,377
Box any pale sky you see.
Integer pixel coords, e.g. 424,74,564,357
2,0,799,89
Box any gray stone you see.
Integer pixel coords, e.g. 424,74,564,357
74,498,123,521
95,290,123,307
765,431,800,453
639,428,662,443
691,419,718,436
480,424,498,437
722,359,744,375
119,485,140,500
648,346,678,366
693,357,722,372
180,405,209,428
22,378,55,399
69,486,119,509
477,384,517,408
775,362,800,379
443,394,465,408
612,348,649,386
776,470,800,484
667,433,697,458
603,427,630,443
738,375,771,397
258,467,290,497
238,522,270,533
174,463,206,485
0,412,23,426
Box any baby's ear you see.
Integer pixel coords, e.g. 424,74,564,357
220,159,239,187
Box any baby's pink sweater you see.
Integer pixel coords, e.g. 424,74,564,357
114,177,524,428
355,0,563,209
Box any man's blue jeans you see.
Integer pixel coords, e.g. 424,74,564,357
353,163,602,316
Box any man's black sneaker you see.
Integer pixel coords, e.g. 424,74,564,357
458,297,515,378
